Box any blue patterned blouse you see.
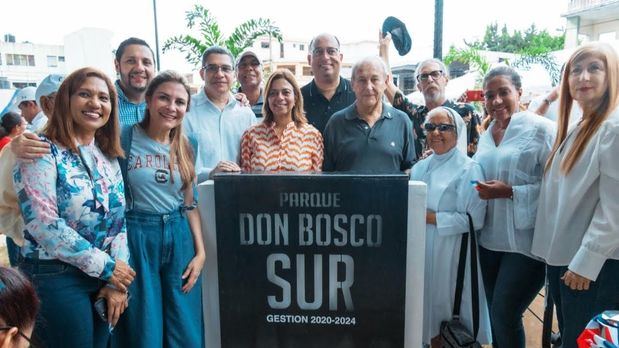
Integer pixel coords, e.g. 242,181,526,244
14,136,129,281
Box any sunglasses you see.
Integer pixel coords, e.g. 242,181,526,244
0,326,33,347
424,123,455,132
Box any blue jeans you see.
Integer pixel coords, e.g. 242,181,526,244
6,237,20,266
113,209,204,348
479,247,545,348
547,260,619,348
19,259,110,348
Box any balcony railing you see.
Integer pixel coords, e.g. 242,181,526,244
567,0,619,13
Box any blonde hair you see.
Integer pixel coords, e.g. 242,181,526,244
546,43,619,174
140,70,195,190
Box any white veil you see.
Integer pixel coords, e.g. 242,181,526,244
441,106,467,155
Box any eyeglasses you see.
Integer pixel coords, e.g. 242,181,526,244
311,47,340,56
417,70,444,82
202,64,234,74
0,326,33,347
424,123,455,132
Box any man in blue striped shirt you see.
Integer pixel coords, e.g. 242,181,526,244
114,37,156,126
8,38,156,159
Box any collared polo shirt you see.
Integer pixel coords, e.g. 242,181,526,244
237,87,264,118
115,80,147,127
323,102,415,173
301,77,356,134
183,89,257,182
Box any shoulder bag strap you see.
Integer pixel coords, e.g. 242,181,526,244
468,213,480,338
452,224,468,319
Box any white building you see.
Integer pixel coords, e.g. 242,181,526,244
0,35,66,89
564,0,619,47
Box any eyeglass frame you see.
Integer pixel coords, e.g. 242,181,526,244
201,64,235,74
311,47,340,57
423,123,456,133
0,326,34,347
416,70,444,82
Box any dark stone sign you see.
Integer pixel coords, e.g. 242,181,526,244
214,174,409,347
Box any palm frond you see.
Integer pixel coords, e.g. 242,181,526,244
225,18,283,57
162,35,205,67
512,54,561,86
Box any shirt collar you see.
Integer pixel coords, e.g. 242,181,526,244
201,88,237,109
115,80,146,106
345,102,393,121
309,76,348,98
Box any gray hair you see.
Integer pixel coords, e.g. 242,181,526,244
482,65,522,90
351,56,389,81
414,58,450,80
308,33,341,52
201,46,235,68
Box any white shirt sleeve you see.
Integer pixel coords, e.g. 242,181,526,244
569,124,619,280
436,163,487,236
511,121,556,230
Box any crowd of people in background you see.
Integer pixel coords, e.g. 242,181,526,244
0,30,617,348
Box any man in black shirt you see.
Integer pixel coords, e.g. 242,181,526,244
301,33,356,133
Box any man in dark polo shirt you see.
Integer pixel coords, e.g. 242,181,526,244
301,33,356,133
323,56,415,173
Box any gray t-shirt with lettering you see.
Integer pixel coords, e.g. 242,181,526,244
127,125,184,214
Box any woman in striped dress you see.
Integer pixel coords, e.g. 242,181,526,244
240,69,323,172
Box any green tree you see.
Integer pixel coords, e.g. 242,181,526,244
444,46,491,87
163,4,283,67
467,22,564,55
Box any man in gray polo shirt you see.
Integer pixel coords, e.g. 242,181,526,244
323,56,415,173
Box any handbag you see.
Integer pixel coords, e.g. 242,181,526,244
440,213,482,348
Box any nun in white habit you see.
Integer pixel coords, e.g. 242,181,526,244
411,107,492,346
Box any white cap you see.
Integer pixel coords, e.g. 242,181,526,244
13,87,37,106
35,74,64,107
236,50,261,67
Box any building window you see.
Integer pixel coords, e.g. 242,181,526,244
47,55,58,67
300,44,305,51
6,54,35,66
280,65,296,74
13,82,37,89
280,43,284,58
58,56,65,62
261,41,270,49
303,66,312,76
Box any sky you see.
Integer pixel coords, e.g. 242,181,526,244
2,0,568,71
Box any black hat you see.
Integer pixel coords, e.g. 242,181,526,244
382,16,412,56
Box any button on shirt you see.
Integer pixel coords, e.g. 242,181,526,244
116,80,147,127
323,102,416,173
301,77,356,134
184,89,257,182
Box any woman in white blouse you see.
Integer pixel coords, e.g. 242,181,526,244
532,42,619,348
412,107,491,347
473,66,556,348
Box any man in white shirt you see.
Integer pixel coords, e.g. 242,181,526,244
13,87,42,131
184,46,257,182
0,74,63,266
30,74,64,131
